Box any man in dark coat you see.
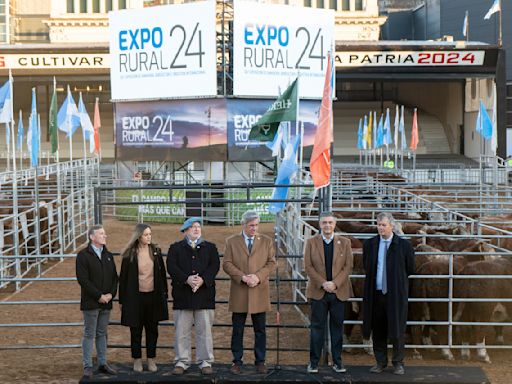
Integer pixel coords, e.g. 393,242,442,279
167,217,220,375
76,225,118,379
362,212,415,375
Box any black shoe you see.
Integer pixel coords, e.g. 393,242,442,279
393,363,405,375
83,367,93,379
98,364,117,375
369,364,386,373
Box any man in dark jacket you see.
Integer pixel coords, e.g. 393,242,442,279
76,225,119,379
362,212,415,375
167,217,220,375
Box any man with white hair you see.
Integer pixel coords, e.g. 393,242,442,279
223,210,276,375
362,212,415,375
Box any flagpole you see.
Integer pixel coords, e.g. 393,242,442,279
79,92,91,230
498,0,502,47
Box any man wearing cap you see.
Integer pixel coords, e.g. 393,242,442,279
223,210,276,375
166,217,220,375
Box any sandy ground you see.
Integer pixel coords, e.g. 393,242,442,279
0,220,511,383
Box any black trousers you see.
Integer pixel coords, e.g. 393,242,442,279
130,291,159,359
309,293,345,367
231,312,266,364
372,291,405,367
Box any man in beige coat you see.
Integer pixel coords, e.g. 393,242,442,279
304,212,353,374
223,210,276,375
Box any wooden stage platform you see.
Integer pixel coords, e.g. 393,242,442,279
80,363,489,384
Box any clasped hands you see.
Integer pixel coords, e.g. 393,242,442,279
187,274,204,293
322,281,337,293
98,293,113,304
242,274,260,288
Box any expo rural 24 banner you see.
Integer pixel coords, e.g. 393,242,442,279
233,0,334,99
109,2,217,101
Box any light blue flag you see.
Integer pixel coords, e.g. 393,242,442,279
357,118,364,150
17,110,23,150
27,88,39,167
376,114,384,148
484,0,500,20
399,105,407,150
57,86,80,137
478,100,493,140
268,135,300,214
265,123,285,157
0,80,12,123
362,115,368,150
383,108,392,146
78,92,95,152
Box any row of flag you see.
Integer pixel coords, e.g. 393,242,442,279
248,54,334,213
0,75,102,168
356,106,419,152
462,0,501,38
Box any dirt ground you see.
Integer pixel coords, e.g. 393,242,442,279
0,220,511,383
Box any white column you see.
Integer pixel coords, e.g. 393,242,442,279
112,0,118,10
74,0,80,13
349,0,355,11
100,0,106,13
87,0,93,13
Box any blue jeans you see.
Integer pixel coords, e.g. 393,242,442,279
309,293,345,367
82,308,111,368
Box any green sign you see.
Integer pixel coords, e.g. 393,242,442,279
115,189,186,223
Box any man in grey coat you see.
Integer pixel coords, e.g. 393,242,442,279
362,212,415,375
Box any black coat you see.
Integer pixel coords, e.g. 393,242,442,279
167,239,220,310
118,245,169,327
76,244,118,311
362,233,415,339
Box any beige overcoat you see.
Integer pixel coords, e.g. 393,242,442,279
223,233,276,314
304,234,353,301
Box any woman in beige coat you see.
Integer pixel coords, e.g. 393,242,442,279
223,210,276,375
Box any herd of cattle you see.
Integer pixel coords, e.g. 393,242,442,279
303,176,512,363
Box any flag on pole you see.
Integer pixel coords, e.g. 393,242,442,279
366,112,372,149
17,110,23,150
357,118,364,150
476,100,493,140
0,79,12,123
484,0,500,20
93,97,101,155
376,114,384,148
265,124,285,157
394,105,399,148
57,85,80,137
310,54,333,189
383,108,392,146
27,88,39,167
78,92,95,153
410,108,419,151
49,80,59,154
463,10,469,37
268,135,300,214
399,105,407,150
373,111,377,149
249,78,298,141
491,84,497,153
362,115,368,150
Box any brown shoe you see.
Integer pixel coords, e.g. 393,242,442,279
201,366,213,375
229,363,241,375
256,362,267,374
98,364,117,375
172,366,185,375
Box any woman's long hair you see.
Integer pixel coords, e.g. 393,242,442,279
121,223,154,261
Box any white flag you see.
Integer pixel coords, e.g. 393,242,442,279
484,0,500,20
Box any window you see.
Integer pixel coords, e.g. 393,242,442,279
67,0,74,13
471,79,476,100
329,0,337,9
317,0,324,8
119,0,127,9
487,78,493,97
342,0,350,10
106,0,113,11
93,0,100,12
304,0,312,7
355,0,364,10
80,0,87,13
